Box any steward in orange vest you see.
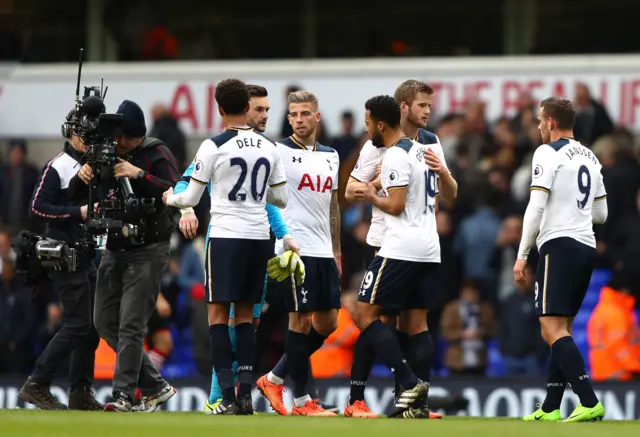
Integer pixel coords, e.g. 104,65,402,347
588,276,640,381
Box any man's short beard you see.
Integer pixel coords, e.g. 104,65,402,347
296,126,316,140
371,132,385,148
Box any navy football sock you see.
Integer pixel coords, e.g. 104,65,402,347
271,354,289,380
209,324,235,401
349,332,375,404
397,330,411,356
234,323,255,397
306,327,327,399
552,336,598,408
407,331,433,407
287,330,310,399
363,320,417,390
308,326,327,354
271,326,327,380
541,349,566,412
307,363,319,399
395,330,412,393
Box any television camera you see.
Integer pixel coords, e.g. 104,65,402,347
66,48,155,244
13,49,157,281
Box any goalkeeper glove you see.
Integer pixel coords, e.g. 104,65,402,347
267,250,306,285
289,252,305,285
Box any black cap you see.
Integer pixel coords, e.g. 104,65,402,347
117,100,147,137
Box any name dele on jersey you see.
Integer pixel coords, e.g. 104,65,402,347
192,137,263,178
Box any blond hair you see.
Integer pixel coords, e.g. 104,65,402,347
394,80,434,105
288,90,319,109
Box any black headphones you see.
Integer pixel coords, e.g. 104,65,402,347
61,109,77,139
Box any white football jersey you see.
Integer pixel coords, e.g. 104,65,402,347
190,127,286,240
531,137,606,249
274,136,340,258
378,137,447,263
351,129,442,248
350,140,386,247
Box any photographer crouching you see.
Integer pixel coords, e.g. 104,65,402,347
75,100,178,412
18,109,103,411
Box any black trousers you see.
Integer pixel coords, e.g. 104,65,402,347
94,241,170,399
30,263,100,391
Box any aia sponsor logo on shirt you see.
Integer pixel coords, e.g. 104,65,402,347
297,174,333,192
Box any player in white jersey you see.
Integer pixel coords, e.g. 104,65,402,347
256,90,341,417
174,84,302,413
352,95,457,419
163,79,288,415
515,97,607,423
345,80,455,418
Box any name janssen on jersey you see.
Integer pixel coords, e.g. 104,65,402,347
235,137,262,149
563,145,597,164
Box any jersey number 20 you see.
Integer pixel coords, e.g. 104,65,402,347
423,170,437,213
577,165,591,209
228,157,271,201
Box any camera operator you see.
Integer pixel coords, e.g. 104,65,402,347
18,109,103,411
75,100,178,412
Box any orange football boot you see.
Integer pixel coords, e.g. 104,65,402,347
344,400,378,418
256,375,288,415
292,399,337,416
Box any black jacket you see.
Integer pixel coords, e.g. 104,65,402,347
69,137,179,251
30,142,86,245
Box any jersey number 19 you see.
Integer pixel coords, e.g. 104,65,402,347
423,170,437,213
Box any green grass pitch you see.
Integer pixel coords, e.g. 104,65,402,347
1,411,639,437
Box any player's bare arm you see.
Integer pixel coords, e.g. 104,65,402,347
178,208,198,239
345,177,368,202
345,143,381,202
346,177,382,201
425,149,457,204
355,183,407,216
372,162,383,191
330,190,342,274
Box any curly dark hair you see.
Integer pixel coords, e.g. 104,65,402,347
215,79,250,115
365,95,401,128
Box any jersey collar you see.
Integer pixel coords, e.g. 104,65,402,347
289,135,316,151
228,126,253,131
390,136,412,147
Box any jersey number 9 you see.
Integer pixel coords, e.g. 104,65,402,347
577,165,591,209
228,157,271,202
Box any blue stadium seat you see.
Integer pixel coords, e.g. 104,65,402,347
371,363,392,378
590,269,612,288
572,269,613,374
581,289,600,309
486,339,504,377
573,310,591,329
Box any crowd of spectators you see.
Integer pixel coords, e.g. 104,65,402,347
0,84,638,381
